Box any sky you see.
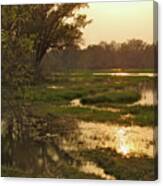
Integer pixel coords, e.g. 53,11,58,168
79,0,154,48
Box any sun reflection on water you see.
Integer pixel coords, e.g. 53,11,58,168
119,145,130,156
75,121,154,158
115,127,153,157
117,128,133,156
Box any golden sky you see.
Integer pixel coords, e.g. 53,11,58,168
80,1,154,47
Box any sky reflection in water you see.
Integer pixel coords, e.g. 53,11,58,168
76,121,154,158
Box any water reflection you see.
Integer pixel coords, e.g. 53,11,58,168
134,81,157,106
70,80,157,109
2,119,155,178
2,75,157,178
1,137,116,179
77,121,154,158
93,72,157,77
80,161,115,180
47,85,63,89
70,98,120,112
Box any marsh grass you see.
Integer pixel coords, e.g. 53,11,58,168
81,91,140,105
9,71,156,127
81,148,155,180
31,104,120,123
19,86,88,104
13,71,155,127
121,106,157,126
2,70,156,179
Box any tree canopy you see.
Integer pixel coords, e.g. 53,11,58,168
1,3,91,120
2,4,90,66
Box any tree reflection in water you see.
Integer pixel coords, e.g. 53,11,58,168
1,113,81,177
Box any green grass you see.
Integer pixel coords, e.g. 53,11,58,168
121,106,157,126
30,103,157,126
31,104,120,123
3,71,156,127
81,148,156,180
47,70,155,89
81,91,141,105
16,86,88,104
2,69,157,180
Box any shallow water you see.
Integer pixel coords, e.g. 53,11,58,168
2,118,155,179
2,75,157,178
1,135,116,179
79,160,116,180
47,85,63,89
2,117,155,179
76,121,154,158
70,80,157,108
70,98,120,112
93,72,157,77
133,81,157,106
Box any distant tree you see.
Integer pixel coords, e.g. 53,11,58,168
40,39,155,72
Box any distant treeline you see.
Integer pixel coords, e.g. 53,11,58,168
41,39,157,74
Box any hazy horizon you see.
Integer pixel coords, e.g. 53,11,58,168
80,0,154,48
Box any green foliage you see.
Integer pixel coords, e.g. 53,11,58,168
1,3,90,120
2,4,90,66
122,106,157,126
81,91,141,105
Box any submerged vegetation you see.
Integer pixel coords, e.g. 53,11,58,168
2,70,157,179
1,3,157,181
81,148,156,180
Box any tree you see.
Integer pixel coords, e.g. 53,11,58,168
2,4,91,69
1,3,91,143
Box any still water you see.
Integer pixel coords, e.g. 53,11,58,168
93,72,157,77
76,121,154,158
133,81,157,106
2,119,155,179
2,76,157,179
